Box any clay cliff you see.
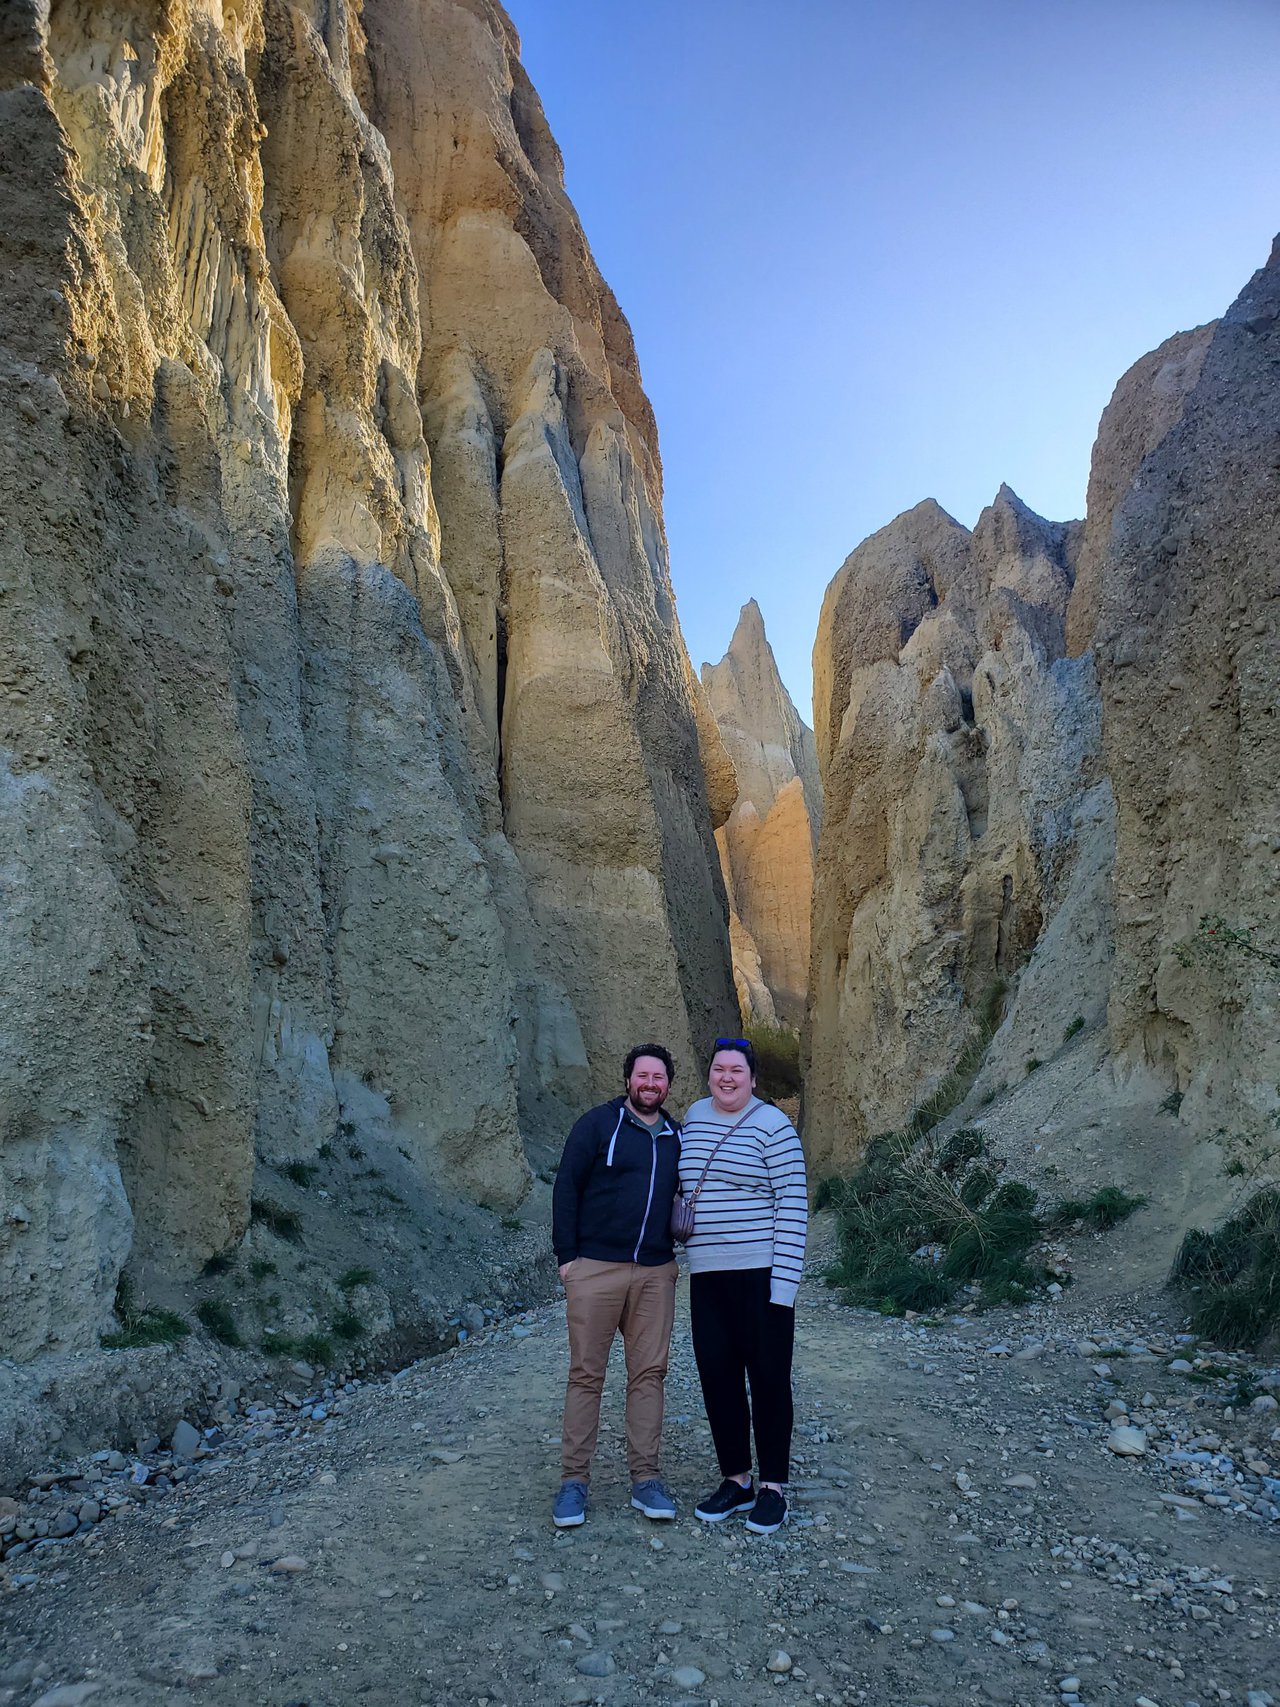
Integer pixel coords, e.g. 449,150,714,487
0,0,734,1368
807,242,1279,1243
702,600,820,1027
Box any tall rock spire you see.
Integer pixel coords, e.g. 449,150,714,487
702,601,822,1028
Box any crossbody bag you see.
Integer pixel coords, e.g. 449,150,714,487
669,1100,759,1244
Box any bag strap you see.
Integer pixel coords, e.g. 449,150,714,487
686,1100,759,1207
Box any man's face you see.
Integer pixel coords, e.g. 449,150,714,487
626,1055,670,1114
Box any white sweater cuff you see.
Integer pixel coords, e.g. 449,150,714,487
770,1277,798,1308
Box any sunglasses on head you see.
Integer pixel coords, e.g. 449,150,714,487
714,1037,751,1052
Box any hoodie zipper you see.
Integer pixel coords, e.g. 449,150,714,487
632,1119,665,1261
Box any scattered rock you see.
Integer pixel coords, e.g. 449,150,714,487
1107,1425,1147,1457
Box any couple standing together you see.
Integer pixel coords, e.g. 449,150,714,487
550,1037,808,1535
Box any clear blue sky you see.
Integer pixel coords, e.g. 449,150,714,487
513,0,1280,718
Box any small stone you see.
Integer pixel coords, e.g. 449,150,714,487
1104,1400,1129,1422
269,1555,307,1574
427,1448,464,1464
1059,1678,1081,1693
575,1653,615,1678
1246,1692,1274,1707
1169,1359,1194,1373
659,1621,683,1635
671,1666,706,1688
931,1629,956,1642
76,1501,100,1525
1107,1425,1147,1456
766,1650,793,1673
32,1689,102,1707
171,1421,200,1459
1135,1698,1160,1707
220,1551,235,1568
1251,1395,1278,1412
1003,1474,1037,1490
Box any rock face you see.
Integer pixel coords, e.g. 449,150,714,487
808,241,1278,1193
702,601,821,1028
807,492,1099,1176
1092,246,1279,1143
0,0,733,1362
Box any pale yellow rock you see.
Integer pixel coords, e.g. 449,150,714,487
0,0,733,1365
1094,246,1279,1148
703,601,820,1027
807,491,1099,1179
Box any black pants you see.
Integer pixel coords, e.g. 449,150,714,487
690,1267,794,1485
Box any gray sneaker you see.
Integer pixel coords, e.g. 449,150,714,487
630,1477,676,1520
553,1478,588,1527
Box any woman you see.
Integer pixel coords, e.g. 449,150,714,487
679,1036,807,1534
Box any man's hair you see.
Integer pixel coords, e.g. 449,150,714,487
623,1043,675,1085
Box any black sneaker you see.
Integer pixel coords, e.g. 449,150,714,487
694,1478,756,1522
745,1488,787,1534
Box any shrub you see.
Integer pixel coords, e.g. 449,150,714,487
1049,1186,1146,1232
331,1308,363,1342
279,1160,318,1188
339,1266,375,1290
251,1197,303,1242
743,1022,802,1101
1063,1016,1085,1042
1025,1057,1042,1075
201,1251,235,1277
824,1126,1136,1318
249,1259,278,1281
1170,1187,1280,1348
300,1332,333,1365
102,1274,190,1350
196,1299,241,1346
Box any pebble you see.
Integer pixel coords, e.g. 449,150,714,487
171,1420,200,1460
930,1629,956,1643
1107,1425,1147,1457
766,1650,793,1673
269,1555,307,1574
32,1689,102,1707
671,1666,706,1687
575,1652,615,1678
1059,1678,1081,1693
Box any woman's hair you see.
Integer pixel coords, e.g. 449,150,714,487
623,1042,675,1084
709,1035,756,1075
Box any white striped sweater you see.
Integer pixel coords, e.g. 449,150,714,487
678,1097,808,1307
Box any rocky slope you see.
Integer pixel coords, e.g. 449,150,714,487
807,241,1279,1244
0,0,734,1372
702,601,821,1027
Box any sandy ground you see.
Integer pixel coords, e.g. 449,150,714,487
2,1267,1278,1707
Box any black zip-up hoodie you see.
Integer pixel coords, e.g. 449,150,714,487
552,1096,681,1267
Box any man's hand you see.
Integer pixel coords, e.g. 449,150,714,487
559,1261,576,1283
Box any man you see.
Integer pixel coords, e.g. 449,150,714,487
550,1043,681,1528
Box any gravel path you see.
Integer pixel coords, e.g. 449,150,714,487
2,1278,1278,1707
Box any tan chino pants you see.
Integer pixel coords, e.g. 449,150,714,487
561,1258,678,1483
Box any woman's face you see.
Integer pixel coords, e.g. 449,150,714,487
708,1049,755,1113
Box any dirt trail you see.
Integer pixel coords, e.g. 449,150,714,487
2,1271,1278,1707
